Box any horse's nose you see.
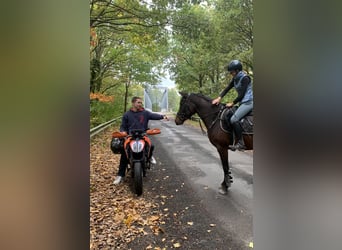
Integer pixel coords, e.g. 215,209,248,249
175,117,182,125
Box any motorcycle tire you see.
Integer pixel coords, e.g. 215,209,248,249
133,162,143,196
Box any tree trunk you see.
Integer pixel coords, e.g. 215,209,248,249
90,58,102,93
123,75,131,113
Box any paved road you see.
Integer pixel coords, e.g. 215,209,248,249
149,119,253,248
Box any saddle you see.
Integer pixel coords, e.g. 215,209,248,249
219,106,253,134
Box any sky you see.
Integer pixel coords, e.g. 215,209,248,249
160,76,175,89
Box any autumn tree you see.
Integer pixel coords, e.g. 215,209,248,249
168,0,253,99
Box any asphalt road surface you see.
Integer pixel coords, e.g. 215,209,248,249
137,119,253,249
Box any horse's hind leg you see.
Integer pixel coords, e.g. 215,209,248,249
217,147,233,194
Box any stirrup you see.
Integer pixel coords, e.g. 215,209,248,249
235,142,246,151
229,142,246,151
228,144,236,151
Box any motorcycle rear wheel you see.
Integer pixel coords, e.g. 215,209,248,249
134,162,143,196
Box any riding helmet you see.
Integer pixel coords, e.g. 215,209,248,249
227,60,242,72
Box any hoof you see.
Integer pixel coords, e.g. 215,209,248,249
218,187,227,195
225,175,233,188
225,180,232,188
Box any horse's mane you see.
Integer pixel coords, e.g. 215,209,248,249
190,93,225,110
191,93,213,103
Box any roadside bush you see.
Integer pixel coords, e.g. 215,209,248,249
90,99,122,128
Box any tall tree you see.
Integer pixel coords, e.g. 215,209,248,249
168,0,253,95
90,0,170,94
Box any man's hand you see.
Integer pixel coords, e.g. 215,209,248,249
226,102,234,108
212,97,221,105
163,115,169,121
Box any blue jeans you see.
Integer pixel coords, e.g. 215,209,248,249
230,101,253,123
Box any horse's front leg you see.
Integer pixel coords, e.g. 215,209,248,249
217,147,233,195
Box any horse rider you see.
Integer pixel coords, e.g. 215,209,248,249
212,60,253,151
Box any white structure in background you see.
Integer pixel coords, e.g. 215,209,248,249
144,87,168,112
160,88,168,112
143,89,153,111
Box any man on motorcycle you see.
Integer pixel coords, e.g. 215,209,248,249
113,96,168,185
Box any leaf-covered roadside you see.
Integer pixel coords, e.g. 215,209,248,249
90,125,248,249
90,128,165,249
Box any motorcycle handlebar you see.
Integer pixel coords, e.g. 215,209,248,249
112,128,161,138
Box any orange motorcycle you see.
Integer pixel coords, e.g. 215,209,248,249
111,128,161,196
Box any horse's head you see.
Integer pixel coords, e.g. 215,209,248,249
175,92,197,125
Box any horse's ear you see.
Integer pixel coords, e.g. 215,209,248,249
179,91,188,97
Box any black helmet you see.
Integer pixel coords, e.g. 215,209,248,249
110,138,124,154
227,60,242,72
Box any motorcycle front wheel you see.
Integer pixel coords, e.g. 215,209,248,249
133,162,143,196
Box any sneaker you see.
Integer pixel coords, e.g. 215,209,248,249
113,176,123,185
150,156,157,165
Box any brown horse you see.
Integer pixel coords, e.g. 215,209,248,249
175,92,253,194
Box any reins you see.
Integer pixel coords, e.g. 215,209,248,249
208,106,225,130
196,103,226,135
177,93,226,135
198,119,207,135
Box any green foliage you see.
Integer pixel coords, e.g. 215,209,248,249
90,99,122,128
90,0,171,124
168,88,180,112
89,0,253,124
169,0,253,97
90,0,170,94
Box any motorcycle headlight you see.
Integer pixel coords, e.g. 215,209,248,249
131,141,144,153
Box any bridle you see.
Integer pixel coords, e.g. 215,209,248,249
176,94,223,132
176,94,195,123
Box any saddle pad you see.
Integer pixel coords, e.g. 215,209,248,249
220,107,253,134
219,108,232,133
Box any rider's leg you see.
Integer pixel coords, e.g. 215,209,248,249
229,102,253,151
118,150,129,176
114,149,129,184
229,121,245,151
149,144,156,164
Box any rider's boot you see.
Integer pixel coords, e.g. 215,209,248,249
229,122,246,151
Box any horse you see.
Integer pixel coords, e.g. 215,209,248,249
175,92,253,194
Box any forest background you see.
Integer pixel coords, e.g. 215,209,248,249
90,0,253,127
